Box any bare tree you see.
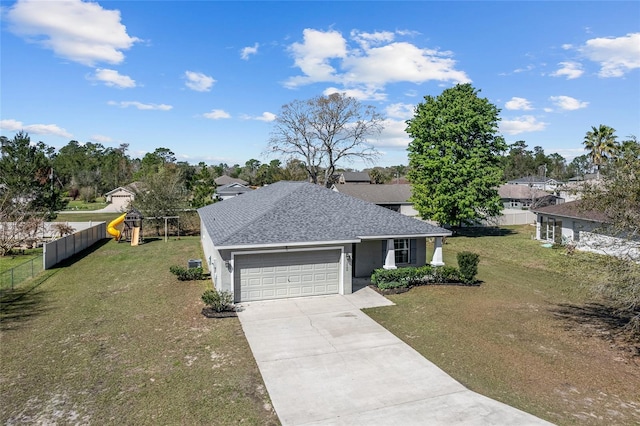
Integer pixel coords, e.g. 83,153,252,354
267,93,383,187
0,194,44,256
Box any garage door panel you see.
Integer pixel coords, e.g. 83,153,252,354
236,250,340,302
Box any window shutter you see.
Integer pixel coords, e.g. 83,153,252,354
410,239,417,264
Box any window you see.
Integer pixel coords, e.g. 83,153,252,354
394,239,409,264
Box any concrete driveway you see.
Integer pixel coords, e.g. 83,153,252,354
237,287,553,425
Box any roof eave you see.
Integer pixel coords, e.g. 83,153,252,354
216,239,362,250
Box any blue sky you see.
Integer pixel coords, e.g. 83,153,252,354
1,1,639,169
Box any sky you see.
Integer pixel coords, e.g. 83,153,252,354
1,1,639,170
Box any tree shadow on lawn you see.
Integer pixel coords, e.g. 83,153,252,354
0,274,55,331
451,227,517,238
1,239,111,331
551,302,640,356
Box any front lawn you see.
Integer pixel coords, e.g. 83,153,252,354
0,237,278,425
365,225,640,426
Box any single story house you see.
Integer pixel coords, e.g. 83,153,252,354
338,171,371,184
507,176,563,191
532,200,639,260
215,175,248,186
105,186,136,210
331,183,418,217
214,182,253,201
198,181,451,303
498,184,563,210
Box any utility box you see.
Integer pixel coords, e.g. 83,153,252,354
188,259,202,269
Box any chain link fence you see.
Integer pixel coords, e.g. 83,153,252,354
1,256,44,292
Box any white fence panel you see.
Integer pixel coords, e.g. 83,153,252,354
43,222,107,269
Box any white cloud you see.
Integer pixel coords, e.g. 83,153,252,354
350,30,395,49
561,44,573,50
550,61,584,79
500,116,547,135
322,86,387,101
0,118,72,138
241,43,259,60
505,97,533,111
184,71,215,92
107,101,172,111
384,103,414,120
6,0,139,66
255,112,276,122
90,134,113,143
369,118,411,149
203,109,231,120
92,68,136,88
549,95,589,110
284,28,470,91
580,32,640,77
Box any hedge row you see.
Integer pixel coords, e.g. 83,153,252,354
371,251,480,289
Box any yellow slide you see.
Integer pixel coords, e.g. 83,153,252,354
107,213,126,241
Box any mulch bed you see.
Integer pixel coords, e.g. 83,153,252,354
201,307,238,318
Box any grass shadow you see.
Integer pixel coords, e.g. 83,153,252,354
0,271,57,331
551,302,640,356
453,227,517,238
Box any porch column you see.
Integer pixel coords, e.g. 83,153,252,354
430,237,445,266
383,238,397,270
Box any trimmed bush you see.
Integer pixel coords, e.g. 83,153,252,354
170,265,205,281
457,251,480,284
201,289,234,312
371,264,461,289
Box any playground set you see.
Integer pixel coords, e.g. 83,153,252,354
107,208,143,246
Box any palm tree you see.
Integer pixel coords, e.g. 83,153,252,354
583,124,619,179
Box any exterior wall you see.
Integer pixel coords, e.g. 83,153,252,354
199,222,353,301
399,204,419,218
354,238,427,278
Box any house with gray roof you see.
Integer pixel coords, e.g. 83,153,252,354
214,175,248,186
198,181,451,302
338,171,371,184
498,184,562,210
332,183,418,217
531,200,639,260
214,182,253,201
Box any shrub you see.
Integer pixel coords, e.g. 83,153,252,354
372,264,462,288
169,265,205,281
201,289,234,312
457,251,480,284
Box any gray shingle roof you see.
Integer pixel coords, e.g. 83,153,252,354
531,200,609,223
198,181,450,248
333,183,412,204
214,175,248,186
498,184,552,200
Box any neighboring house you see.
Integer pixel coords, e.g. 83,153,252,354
338,171,371,184
105,186,136,211
198,181,451,303
507,176,563,191
215,175,248,186
331,183,418,217
214,182,253,201
532,200,639,260
498,184,563,210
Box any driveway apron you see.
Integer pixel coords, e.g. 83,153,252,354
237,287,553,425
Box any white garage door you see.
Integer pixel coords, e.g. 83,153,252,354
235,250,341,302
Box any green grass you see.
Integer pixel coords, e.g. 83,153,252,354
366,225,640,426
0,249,42,273
64,199,108,211
0,237,279,425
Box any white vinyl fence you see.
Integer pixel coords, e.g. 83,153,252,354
43,222,107,269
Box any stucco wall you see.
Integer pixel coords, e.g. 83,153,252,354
354,238,427,278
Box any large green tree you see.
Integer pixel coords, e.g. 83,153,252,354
0,131,66,219
406,84,507,227
583,124,618,179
